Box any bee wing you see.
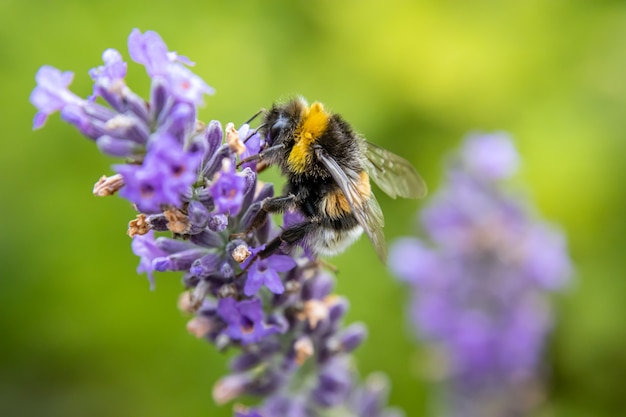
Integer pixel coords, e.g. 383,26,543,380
363,141,427,199
314,145,388,263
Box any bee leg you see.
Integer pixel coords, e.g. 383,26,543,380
259,221,316,259
231,194,297,240
237,143,285,168
255,160,270,173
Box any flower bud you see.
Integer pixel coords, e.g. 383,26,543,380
93,174,124,197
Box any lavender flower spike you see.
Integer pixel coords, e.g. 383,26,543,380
33,28,403,417
389,132,572,417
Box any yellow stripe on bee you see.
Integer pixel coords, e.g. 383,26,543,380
323,171,371,219
288,102,330,173
324,189,352,219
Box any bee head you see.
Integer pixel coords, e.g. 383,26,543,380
262,98,308,148
266,115,291,147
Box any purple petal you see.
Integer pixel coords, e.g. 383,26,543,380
164,63,214,105
96,135,140,157
283,209,306,228
156,101,195,142
114,163,168,213
30,66,84,129
266,254,297,272
131,230,167,289
115,132,201,212
461,132,520,180
89,48,127,89
240,123,262,170
210,159,247,216
237,298,264,322
243,268,264,296
261,269,285,295
313,358,353,407
128,29,170,76
168,51,194,66
32,112,48,129
217,297,240,321
188,200,209,227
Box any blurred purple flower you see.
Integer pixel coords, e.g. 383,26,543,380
389,132,572,417
461,132,520,180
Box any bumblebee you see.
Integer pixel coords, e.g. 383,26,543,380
241,97,427,263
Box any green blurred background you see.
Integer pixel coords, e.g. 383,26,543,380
1,0,625,416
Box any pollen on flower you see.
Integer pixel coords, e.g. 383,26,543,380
93,174,125,196
225,122,246,155
298,299,329,329
164,207,190,234
294,336,314,365
217,283,237,299
284,279,302,294
128,213,149,237
232,244,251,263
186,316,214,338
213,374,248,405
178,291,197,314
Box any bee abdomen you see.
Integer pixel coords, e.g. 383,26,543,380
319,171,371,220
321,189,351,219
308,225,364,257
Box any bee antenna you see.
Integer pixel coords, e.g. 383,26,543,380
244,123,267,144
244,108,266,125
